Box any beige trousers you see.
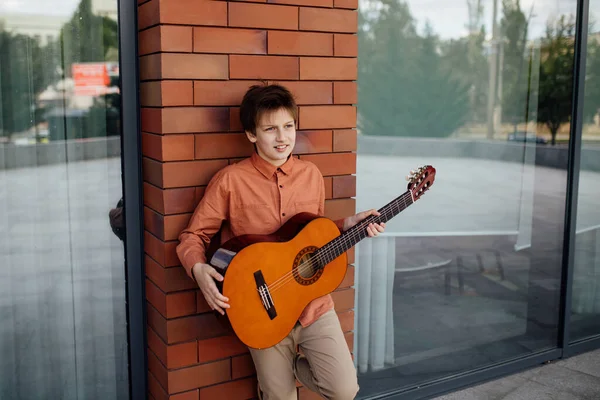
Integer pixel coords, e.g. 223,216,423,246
249,309,359,400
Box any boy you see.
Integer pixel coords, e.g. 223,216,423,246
176,83,385,400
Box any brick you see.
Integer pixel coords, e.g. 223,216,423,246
271,81,332,105
340,265,355,288
140,54,228,81
144,158,227,189
168,359,230,394
198,335,248,362
301,153,356,176
144,184,198,215
194,81,260,106
345,331,354,352
295,130,333,154
334,0,358,9
271,0,332,6
159,0,227,26
195,133,254,159
299,106,356,129
334,82,357,104
232,354,256,379
230,55,299,80
145,207,166,243
332,175,356,198
268,31,333,56
141,81,194,107
148,349,168,391
298,386,322,400
324,177,333,199
138,0,159,30
164,213,191,241
164,188,197,214
142,133,195,162
229,108,243,131
148,370,168,400
193,27,266,54
139,54,161,81
199,378,257,400
166,313,229,344
170,390,198,400
325,198,356,222
164,54,228,80
333,129,357,151
300,57,357,80
147,303,168,343
332,288,354,312
146,256,197,293
138,26,160,55
162,159,228,188
139,25,192,55
166,340,198,369
146,279,167,317
197,292,211,313
229,3,298,30
162,107,230,134
165,241,181,267
334,34,357,57
145,231,167,269
299,7,357,33
338,310,354,332
166,290,196,318
147,326,168,366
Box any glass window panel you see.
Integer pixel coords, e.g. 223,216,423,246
570,0,600,343
355,0,577,397
0,0,128,399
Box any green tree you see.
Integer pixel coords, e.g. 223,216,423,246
358,0,470,137
0,29,58,139
582,34,600,124
500,0,532,129
537,15,575,145
60,0,119,68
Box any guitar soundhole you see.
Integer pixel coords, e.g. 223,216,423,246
293,246,323,286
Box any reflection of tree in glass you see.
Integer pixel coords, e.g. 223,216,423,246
358,0,470,138
500,0,532,131
536,15,575,146
0,27,59,140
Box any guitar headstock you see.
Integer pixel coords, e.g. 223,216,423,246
407,165,436,201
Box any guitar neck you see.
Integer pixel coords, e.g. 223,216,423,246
315,190,414,267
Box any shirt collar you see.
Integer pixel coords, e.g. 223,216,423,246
251,151,295,178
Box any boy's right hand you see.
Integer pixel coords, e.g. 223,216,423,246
192,263,230,315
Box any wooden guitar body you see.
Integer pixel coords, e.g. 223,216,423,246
207,165,436,350
209,213,347,349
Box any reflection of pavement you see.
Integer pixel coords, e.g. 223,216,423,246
354,155,600,399
356,154,600,234
0,158,127,400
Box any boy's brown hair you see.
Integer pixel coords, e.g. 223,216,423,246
240,83,298,134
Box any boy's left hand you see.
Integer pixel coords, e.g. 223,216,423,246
344,209,386,237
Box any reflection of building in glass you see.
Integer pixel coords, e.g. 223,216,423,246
0,0,117,45
0,13,68,45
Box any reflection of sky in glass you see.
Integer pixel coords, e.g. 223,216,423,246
362,0,579,40
0,0,116,16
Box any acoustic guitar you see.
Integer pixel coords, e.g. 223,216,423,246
207,165,436,349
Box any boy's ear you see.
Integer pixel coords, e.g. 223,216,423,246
245,130,257,143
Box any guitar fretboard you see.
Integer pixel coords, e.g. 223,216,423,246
314,190,414,267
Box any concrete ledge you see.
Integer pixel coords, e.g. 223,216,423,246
0,137,121,170
357,136,600,171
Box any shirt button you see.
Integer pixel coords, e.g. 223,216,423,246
282,213,286,217
279,185,283,188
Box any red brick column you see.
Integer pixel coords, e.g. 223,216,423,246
138,1,358,398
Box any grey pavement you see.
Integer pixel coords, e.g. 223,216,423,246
433,349,600,400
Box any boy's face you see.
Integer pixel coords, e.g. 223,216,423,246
246,108,296,167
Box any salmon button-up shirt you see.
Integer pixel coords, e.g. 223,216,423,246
176,152,343,327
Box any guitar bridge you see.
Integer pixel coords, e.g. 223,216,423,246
254,270,277,320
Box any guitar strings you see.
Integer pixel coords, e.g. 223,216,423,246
265,192,414,294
